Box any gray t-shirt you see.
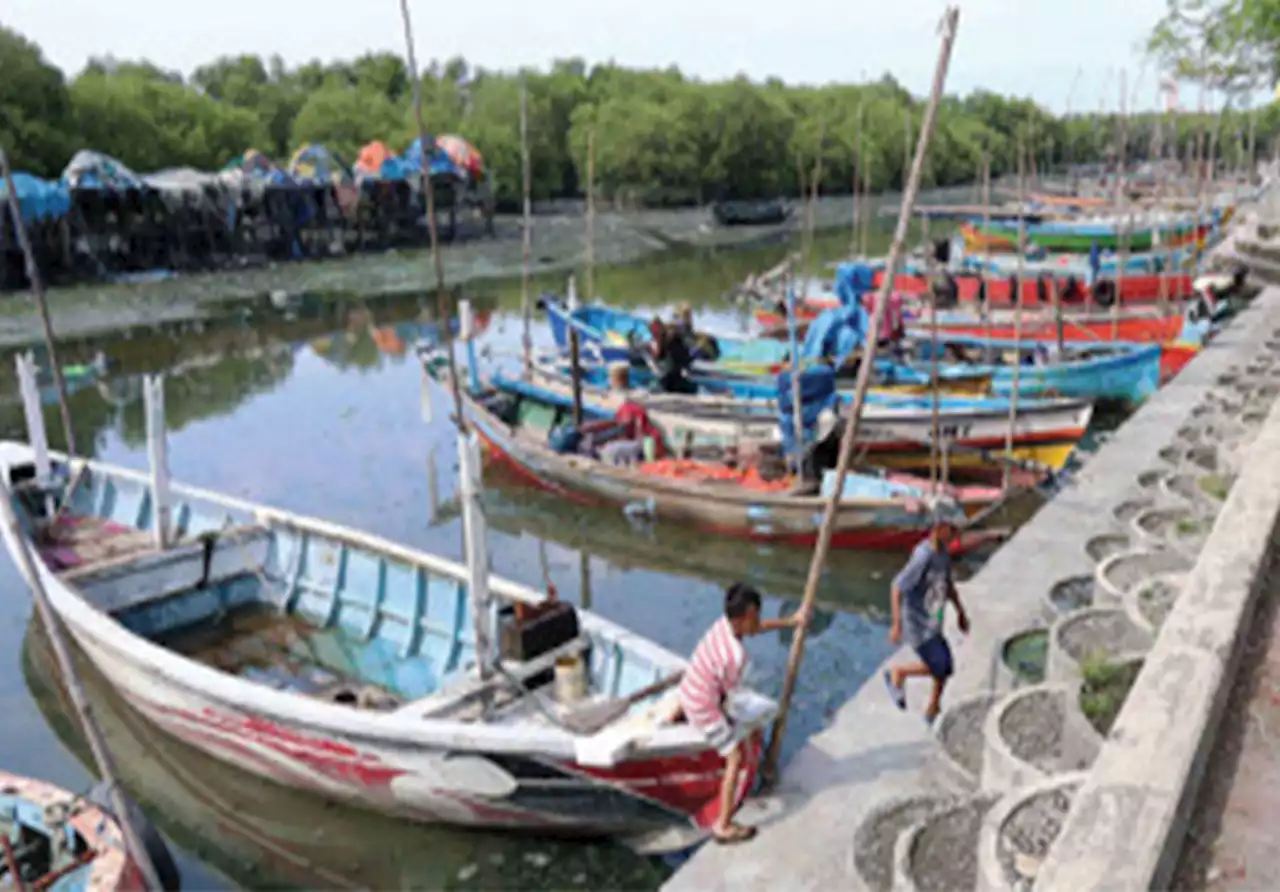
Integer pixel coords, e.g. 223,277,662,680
892,539,953,647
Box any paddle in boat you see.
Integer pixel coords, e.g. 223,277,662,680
0,366,779,849
0,769,150,891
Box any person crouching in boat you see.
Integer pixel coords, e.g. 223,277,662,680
647,318,698,394
673,303,722,362
577,363,668,467
672,583,809,844
883,513,970,724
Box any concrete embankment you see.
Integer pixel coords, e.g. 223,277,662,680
665,229,1280,891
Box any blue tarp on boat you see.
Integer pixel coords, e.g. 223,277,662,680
833,262,876,307
776,365,840,458
0,173,71,225
800,303,869,365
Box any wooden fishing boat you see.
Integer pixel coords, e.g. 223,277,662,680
959,217,1210,253
517,364,1093,477
908,337,1162,404
0,769,147,890
439,375,999,550
545,299,992,395
711,199,791,227
0,440,778,843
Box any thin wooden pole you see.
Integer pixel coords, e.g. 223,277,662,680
0,149,77,457
520,77,533,374
399,0,462,428
980,151,992,340
1004,138,1027,492
791,122,825,474
0,491,164,891
925,213,940,491
762,5,961,783
586,128,596,304
1112,69,1129,341
903,107,913,189
858,122,871,259
850,102,864,258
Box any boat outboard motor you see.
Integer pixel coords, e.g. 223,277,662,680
85,781,182,891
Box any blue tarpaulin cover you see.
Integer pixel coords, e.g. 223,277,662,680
833,262,876,306
0,172,71,224
402,137,467,181
776,365,840,459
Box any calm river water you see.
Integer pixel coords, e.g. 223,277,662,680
0,227,1050,889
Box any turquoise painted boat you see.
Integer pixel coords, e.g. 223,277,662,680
0,436,778,842
913,337,1163,404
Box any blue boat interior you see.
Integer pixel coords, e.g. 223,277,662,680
7,459,666,722
0,787,97,892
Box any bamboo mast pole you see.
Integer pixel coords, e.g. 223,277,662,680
0,149,162,892
980,151,992,340
791,123,825,475
762,6,961,782
520,77,533,374
851,102,864,258
925,211,941,491
1111,69,1130,341
0,150,77,457
399,0,462,427
1003,137,1027,492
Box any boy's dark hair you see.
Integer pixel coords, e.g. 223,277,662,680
724,582,762,618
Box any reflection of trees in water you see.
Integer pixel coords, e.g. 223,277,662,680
114,345,296,446
21,619,668,891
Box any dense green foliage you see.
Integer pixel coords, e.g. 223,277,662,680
0,22,1272,211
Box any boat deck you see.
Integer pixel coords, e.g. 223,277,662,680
37,514,155,573
157,603,404,711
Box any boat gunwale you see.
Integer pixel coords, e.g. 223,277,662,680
0,442,721,759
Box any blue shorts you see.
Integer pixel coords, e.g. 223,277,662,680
915,635,954,681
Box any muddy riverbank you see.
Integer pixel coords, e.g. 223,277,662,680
0,188,970,351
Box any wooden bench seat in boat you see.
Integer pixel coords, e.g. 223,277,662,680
393,633,593,721
60,524,272,616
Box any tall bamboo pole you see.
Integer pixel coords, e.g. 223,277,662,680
791,123,825,475
520,77,533,373
762,6,961,783
1003,138,1027,492
850,102,864,258
1111,69,1130,341
0,149,76,457
399,0,462,427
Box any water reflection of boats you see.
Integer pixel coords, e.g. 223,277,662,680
23,620,669,891
431,457,875,627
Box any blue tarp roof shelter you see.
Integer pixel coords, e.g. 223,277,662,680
0,173,72,225
402,137,467,181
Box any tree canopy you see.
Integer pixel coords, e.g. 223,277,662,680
0,22,1266,210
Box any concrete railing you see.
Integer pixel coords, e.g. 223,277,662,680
1035,354,1280,889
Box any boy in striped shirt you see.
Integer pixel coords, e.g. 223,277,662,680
677,583,808,844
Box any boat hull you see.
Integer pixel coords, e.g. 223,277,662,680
523,367,1092,476
464,392,991,548
0,444,768,842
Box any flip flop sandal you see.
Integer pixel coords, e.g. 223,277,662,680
883,670,906,710
713,824,758,845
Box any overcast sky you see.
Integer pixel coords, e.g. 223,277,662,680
8,0,1181,112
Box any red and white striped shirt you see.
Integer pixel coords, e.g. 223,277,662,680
678,617,748,731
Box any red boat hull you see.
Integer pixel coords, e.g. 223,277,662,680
873,270,1196,307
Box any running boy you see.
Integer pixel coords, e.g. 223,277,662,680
883,516,969,722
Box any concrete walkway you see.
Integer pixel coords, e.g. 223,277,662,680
1173,569,1280,890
